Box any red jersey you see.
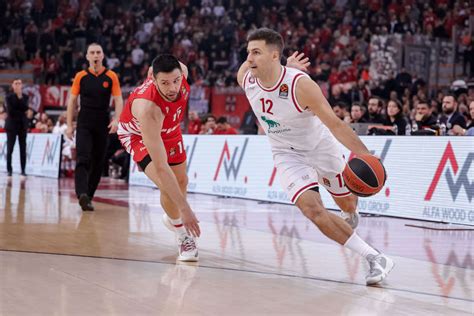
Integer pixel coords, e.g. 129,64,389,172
119,76,189,140
118,76,190,165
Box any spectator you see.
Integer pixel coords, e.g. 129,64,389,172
439,93,467,134
106,52,120,72
214,116,238,135
30,51,44,84
44,55,60,85
187,111,202,134
384,100,408,135
350,103,367,123
451,100,474,136
332,103,351,123
367,97,385,124
131,43,145,80
53,113,68,135
0,105,6,129
414,100,437,130
240,109,258,134
199,114,216,134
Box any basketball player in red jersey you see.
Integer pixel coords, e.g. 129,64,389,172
118,54,199,261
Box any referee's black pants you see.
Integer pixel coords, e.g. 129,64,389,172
6,127,27,174
75,124,108,199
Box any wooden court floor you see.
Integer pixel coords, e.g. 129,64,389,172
0,175,472,315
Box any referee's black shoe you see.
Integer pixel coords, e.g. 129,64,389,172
79,194,94,211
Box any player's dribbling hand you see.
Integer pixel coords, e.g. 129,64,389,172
286,51,310,72
181,207,201,238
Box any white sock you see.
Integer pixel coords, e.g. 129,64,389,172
169,217,187,237
344,232,379,259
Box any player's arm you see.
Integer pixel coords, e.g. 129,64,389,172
296,77,371,155
132,99,200,237
237,61,251,88
178,61,189,79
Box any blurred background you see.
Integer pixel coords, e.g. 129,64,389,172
0,0,472,179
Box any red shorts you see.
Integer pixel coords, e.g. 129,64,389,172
121,132,187,166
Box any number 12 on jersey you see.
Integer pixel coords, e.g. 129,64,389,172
260,98,274,114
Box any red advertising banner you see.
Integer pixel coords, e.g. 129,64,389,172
211,87,251,128
40,85,72,108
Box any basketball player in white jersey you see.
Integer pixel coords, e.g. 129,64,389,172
237,28,394,285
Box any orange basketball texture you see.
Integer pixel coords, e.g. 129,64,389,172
342,154,387,197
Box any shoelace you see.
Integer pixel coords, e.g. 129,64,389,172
367,256,382,273
181,237,196,252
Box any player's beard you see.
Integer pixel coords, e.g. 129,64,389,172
156,84,179,102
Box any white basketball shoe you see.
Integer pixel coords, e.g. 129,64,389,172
177,235,199,262
162,214,199,262
366,253,394,285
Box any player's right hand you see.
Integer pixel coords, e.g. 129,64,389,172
181,206,201,238
66,126,74,140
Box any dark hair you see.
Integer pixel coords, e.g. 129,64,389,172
443,93,457,103
387,99,403,119
334,102,349,111
368,96,383,108
351,102,364,110
247,28,284,57
152,54,182,77
417,100,431,108
216,116,228,124
202,114,216,124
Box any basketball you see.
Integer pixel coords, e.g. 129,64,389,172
342,154,387,197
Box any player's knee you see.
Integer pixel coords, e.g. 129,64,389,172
298,199,325,220
177,175,188,190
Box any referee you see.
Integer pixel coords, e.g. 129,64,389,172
66,43,123,211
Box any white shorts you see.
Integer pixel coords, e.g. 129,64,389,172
273,137,351,204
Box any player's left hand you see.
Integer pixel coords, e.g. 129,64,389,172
286,51,310,72
108,119,118,134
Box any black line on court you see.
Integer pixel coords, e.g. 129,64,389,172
1,248,472,304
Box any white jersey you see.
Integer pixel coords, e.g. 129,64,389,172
242,66,335,151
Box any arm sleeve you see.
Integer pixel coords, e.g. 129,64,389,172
20,95,29,112
109,71,122,96
71,71,85,95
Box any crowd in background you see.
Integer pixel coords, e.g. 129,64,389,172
0,0,473,140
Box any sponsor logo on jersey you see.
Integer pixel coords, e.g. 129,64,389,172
249,76,256,84
181,86,189,100
279,84,288,98
169,147,176,156
322,177,331,187
103,81,109,88
261,116,280,129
